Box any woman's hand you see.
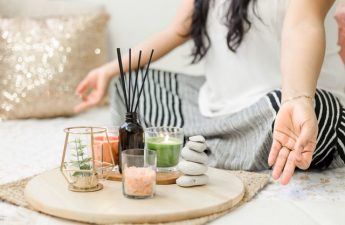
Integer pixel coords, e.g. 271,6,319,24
268,98,318,185
74,63,115,113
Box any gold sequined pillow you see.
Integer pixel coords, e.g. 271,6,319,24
0,8,108,120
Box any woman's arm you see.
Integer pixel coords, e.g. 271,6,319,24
281,0,334,100
75,0,194,112
268,0,335,185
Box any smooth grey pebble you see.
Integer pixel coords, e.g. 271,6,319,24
186,141,207,153
176,174,209,187
181,147,208,164
178,160,208,175
189,135,206,143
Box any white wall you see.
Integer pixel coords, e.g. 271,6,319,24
3,0,342,75
62,0,204,75
0,0,204,75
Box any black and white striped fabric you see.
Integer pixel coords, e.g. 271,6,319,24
267,89,345,169
111,70,345,170
139,70,184,128
113,69,184,128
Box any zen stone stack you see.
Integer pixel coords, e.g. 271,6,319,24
177,135,209,187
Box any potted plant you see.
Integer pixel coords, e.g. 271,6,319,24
70,138,98,189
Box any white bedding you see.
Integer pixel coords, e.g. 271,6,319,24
0,106,344,225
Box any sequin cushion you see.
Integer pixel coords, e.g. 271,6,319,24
0,10,108,120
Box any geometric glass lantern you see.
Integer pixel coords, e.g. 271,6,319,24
60,127,115,192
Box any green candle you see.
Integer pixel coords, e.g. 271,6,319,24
146,136,182,168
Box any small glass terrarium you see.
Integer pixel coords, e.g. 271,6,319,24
60,127,115,192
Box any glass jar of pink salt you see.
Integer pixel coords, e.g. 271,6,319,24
122,149,157,199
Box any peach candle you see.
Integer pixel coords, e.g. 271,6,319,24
93,135,119,166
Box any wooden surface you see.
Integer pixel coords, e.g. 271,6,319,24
107,170,182,185
24,168,245,224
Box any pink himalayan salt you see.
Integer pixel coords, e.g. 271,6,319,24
123,166,156,197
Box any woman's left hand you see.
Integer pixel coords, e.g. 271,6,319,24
268,98,318,185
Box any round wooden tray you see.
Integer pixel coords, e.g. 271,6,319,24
24,168,244,224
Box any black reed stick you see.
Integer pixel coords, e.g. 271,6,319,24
131,50,142,112
136,68,143,113
128,48,132,111
116,48,129,111
134,49,154,112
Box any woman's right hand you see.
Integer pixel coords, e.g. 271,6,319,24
268,97,318,185
74,63,115,113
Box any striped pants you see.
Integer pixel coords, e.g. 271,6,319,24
111,70,345,170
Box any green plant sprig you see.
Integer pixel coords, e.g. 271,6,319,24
71,138,92,177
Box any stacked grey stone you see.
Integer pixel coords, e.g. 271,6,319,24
177,135,209,187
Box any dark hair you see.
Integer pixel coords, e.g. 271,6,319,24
189,0,257,63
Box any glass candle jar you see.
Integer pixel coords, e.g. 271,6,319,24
122,149,157,199
145,127,184,173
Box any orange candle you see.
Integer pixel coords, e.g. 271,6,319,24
93,135,119,166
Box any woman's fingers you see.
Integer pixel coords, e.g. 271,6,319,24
76,70,99,96
74,91,103,113
76,76,91,96
293,128,309,161
296,147,313,170
273,129,297,149
293,143,303,162
74,69,108,113
268,139,282,167
280,152,296,185
74,100,95,113
294,120,317,162
272,147,290,180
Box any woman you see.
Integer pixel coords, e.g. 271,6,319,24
75,0,345,185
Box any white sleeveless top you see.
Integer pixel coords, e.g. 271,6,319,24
199,0,345,117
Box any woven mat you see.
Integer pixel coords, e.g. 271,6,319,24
0,170,269,225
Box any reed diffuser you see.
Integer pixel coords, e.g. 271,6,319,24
117,48,154,173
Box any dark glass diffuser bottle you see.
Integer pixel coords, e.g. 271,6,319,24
118,112,144,173
116,47,154,173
